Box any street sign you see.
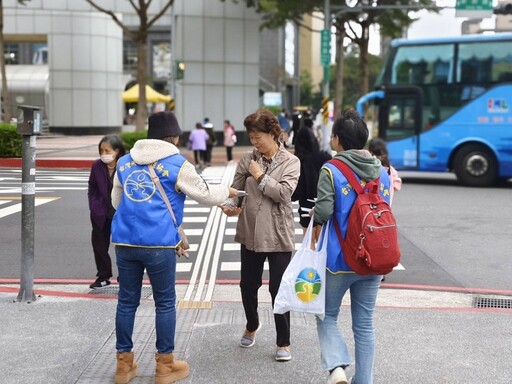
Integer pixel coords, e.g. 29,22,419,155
320,29,331,67
456,0,493,18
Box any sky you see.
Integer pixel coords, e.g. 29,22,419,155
368,0,497,55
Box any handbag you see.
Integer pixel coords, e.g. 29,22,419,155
148,164,190,258
273,220,328,320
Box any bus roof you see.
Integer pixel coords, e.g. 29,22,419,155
391,33,512,48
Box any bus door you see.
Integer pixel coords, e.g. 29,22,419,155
378,86,423,169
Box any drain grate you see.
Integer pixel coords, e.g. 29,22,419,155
472,296,512,309
88,286,153,299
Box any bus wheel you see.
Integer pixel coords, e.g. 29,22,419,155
453,144,498,187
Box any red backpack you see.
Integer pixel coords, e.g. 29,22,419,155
329,159,400,275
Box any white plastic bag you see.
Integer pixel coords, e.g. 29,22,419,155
273,220,328,320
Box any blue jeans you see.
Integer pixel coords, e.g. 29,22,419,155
115,246,177,354
316,272,381,384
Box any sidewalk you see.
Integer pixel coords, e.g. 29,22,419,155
1,284,511,384
1,135,512,383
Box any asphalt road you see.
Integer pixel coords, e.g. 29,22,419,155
1,167,511,293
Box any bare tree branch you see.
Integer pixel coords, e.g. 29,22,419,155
85,0,136,40
148,0,174,30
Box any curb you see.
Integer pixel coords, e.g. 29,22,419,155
0,158,94,169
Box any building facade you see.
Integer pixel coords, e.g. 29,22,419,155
1,0,261,134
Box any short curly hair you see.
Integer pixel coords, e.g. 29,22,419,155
243,108,282,144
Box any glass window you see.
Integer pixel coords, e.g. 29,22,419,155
386,97,417,140
4,43,19,64
457,41,512,83
391,44,454,85
123,40,138,73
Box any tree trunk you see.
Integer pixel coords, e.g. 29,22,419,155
358,26,370,99
334,23,345,118
0,0,12,123
135,38,148,132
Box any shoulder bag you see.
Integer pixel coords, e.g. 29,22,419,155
148,164,190,258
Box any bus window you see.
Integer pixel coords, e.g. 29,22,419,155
391,44,454,85
385,97,418,140
457,41,512,84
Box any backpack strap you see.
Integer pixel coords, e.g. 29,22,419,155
328,158,379,245
328,158,379,194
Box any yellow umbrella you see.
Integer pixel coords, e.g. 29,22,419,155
122,84,171,103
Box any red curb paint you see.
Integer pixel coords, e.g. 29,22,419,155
0,158,93,169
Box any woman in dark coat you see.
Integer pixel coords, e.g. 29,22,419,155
292,118,332,233
87,135,125,289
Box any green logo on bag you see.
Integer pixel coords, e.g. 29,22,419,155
295,268,322,303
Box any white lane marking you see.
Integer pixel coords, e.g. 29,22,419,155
182,216,207,223
176,263,192,272
184,207,211,213
182,229,203,236
221,261,269,271
0,197,60,218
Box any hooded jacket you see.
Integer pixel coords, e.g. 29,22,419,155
111,139,229,248
313,149,392,273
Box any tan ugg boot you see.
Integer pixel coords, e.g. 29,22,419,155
155,353,190,384
115,351,138,384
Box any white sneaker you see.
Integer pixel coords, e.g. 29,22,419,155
327,367,348,384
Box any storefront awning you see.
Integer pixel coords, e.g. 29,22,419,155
122,84,171,103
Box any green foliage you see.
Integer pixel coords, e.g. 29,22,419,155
264,106,282,116
299,70,314,107
0,123,22,158
120,131,147,151
338,52,383,107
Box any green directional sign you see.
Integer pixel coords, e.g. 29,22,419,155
320,29,331,67
456,0,493,18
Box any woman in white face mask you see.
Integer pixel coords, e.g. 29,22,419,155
88,134,126,289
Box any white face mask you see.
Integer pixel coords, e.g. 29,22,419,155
100,154,115,164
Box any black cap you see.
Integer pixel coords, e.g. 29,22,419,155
147,111,182,139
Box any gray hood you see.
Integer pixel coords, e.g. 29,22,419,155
333,149,382,182
130,139,179,165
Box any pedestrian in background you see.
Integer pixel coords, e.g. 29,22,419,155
292,118,331,234
203,117,217,166
223,119,236,163
87,134,125,289
188,122,209,169
278,108,291,147
219,108,300,362
111,111,237,384
312,109,392,384
368,137,402,205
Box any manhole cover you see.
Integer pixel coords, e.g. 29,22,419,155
472,296,512,309
88,286,153,299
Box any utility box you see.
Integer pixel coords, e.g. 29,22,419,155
17,105,42,136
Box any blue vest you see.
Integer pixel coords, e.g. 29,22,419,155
322,163,392,273
112,153,187,248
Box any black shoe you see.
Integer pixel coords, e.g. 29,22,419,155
90,278,111,289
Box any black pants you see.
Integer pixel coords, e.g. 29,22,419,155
193,150,205,165
226,146,233,162
205,144,213,164
240,245,291,347
91,216,113,279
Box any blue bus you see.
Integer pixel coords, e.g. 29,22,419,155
357,33,512,187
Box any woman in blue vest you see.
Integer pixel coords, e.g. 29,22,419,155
111,111,237,384
312,109,391,384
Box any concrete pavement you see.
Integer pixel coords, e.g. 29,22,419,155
1,134,512,383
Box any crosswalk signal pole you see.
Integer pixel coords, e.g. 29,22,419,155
16,106,42,303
